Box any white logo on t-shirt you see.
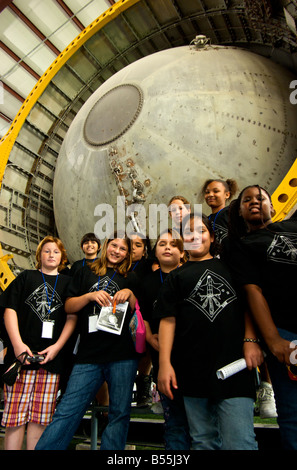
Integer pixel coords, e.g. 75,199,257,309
25,283,63,321
267,233,297,265
214,224,228,243
186,269,236,322
89,277,120,296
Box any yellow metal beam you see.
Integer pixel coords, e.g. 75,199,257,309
0,246,15,290
272,159,297,221
0,0,141,188
0,0,141,290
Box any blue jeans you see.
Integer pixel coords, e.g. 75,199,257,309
183,396,258,450
35,360,138,450
266,328,297,450
159,391,191,450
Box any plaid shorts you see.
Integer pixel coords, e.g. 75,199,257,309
2,368,60,428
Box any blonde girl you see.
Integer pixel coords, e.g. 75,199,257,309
36,231,139,450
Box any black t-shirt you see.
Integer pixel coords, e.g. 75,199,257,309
227,219,297,334
208,206,233,259
66,266,139,363
139,269,169,333
69,258,97,277
130,258,152,279
138,269,169,380
208,206,229,245
129,258,153,298
153,259,255,399
0,270,71,374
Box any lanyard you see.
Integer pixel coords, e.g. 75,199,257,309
209,208,223,231
41,271,59,317
83,257,97,266
160,265,180,283
159,269,164,283
97,270,116,291
132,261,139,271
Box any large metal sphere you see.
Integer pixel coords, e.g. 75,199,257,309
53,45,297,262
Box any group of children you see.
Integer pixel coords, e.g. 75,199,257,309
0,181,296,450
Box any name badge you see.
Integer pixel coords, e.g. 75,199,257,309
42,320,55,339
89,312,98,333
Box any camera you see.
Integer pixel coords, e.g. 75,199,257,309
27,354,45,363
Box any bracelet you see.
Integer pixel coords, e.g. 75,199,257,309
243,338,260,343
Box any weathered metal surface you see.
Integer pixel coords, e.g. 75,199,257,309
53,45,297,261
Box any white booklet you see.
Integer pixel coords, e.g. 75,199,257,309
96,300,128,335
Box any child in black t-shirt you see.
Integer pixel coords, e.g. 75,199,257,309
129,232,153,406
0,236,77,450
201,178,238,249
139,228,191,449
69,233,103,402
155,214,262,450
130,232,152,277
35,231,139,451
168,195,191,231
69,232,101,276
150,196,191,271
228,184,297,449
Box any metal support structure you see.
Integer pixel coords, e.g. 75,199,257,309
272,159,297,220
0,247,15,291
0,0,140,187
0,0,141,290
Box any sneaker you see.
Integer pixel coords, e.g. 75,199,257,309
257,381,278,419
150,401,163,414
135,374,152,407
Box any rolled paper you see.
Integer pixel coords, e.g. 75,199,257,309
216,358,247,380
